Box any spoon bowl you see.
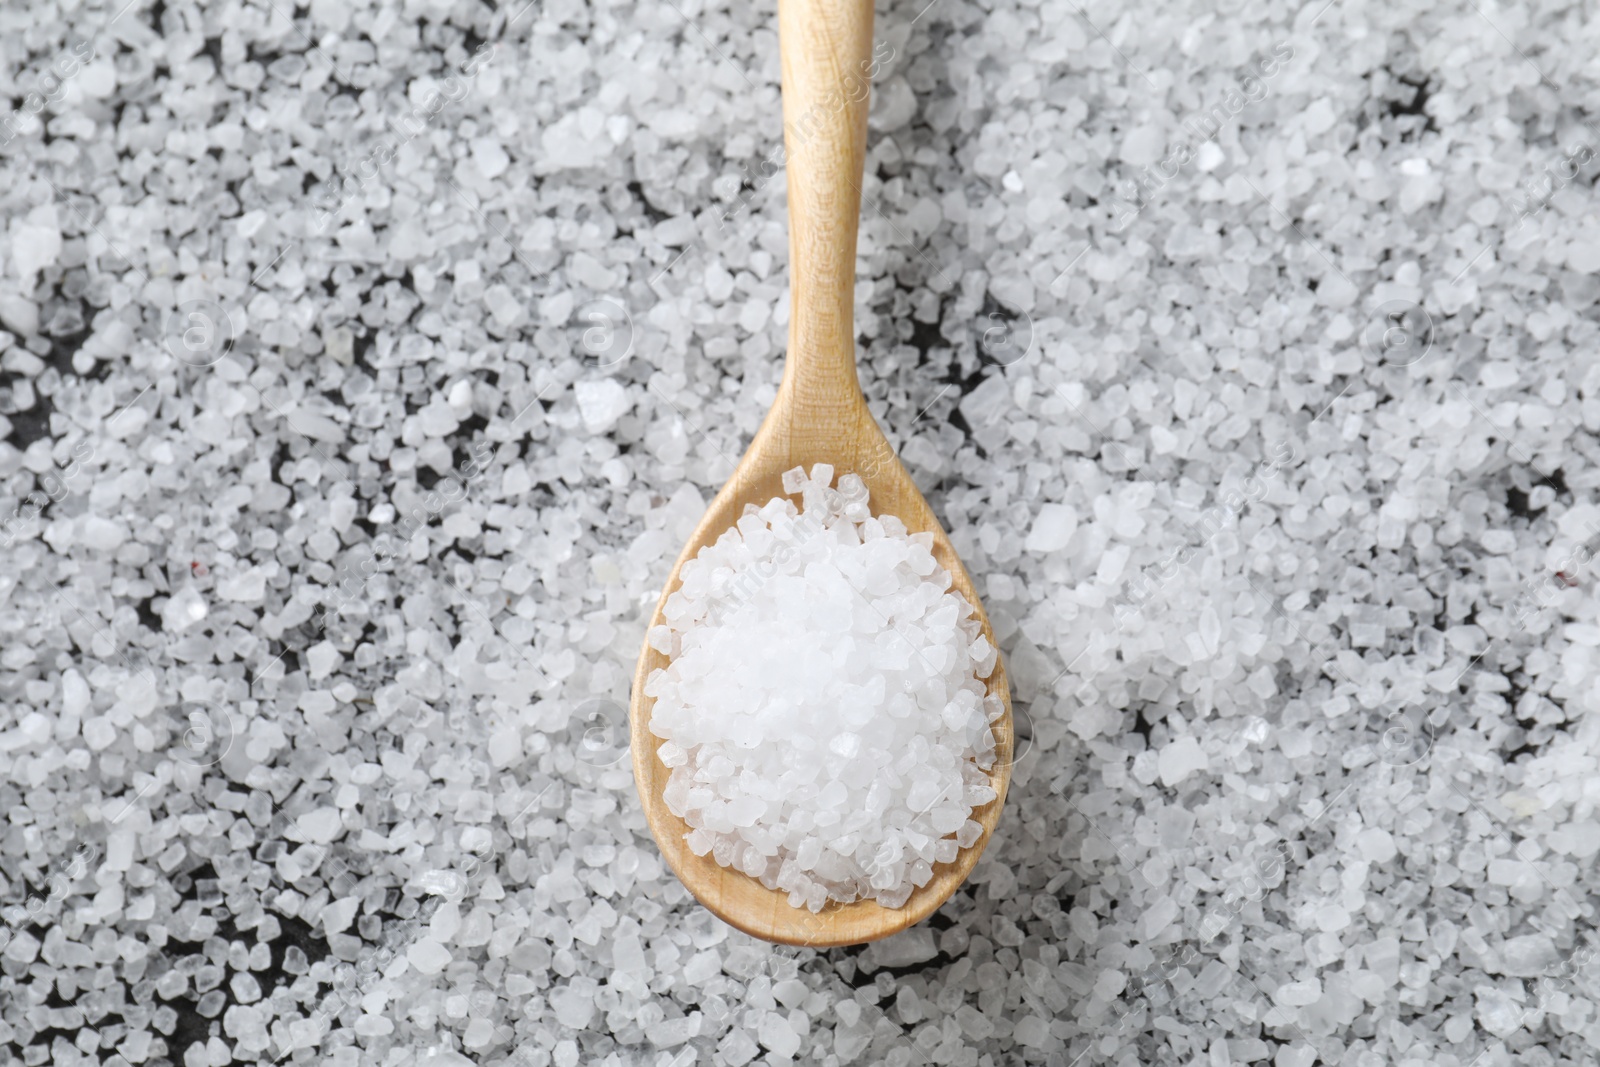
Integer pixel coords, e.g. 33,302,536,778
630,396,1014,947
629,0,1012,948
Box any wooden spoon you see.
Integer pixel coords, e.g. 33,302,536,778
629,0,1013,948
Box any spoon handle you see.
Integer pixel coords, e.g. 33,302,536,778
777,0,876,411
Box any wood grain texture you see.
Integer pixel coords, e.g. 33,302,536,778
629,0,1012,948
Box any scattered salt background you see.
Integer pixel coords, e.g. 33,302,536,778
646,465,1000,910
0,0,1595,1065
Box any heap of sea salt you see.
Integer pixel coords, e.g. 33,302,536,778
645,464,1002,911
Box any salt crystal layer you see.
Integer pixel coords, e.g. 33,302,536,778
646,465,1001,910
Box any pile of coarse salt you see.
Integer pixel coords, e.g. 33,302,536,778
645,464,1003,910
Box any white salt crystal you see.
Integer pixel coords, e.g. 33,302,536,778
1474,987,1525,1037
1024,503,1077,553
296,808,344,844
719,1029,761,1066
1275,1046,1316,1067
407,939,452,976
471,137,510,178
1355,827,1396,863
1246,666,1277,699
1570,239,1600,273
1014,1016,1051,1047
757,1013,801,1057
216,568,266,602
417,870,460,896
81,516,127,550
3,931,39,963
1367,936,1401,983
19,712,49,744
646,1012,701,1048
1157,736,1208,786
830,732,862,759
120,1031,154,1061
229,972,262,1003
163,586,208,632
867,928,940,970
321,897,359,934
781,466,808,494
549,984,595,1029
106,828,135,871
11,221,61,282
284,409,342,443
682,950,722,984
1096,544,1130,584
1121,124,1165,166
83,715,117,750
570,252,615,290
430,901,461,941
1142,896,1178,939
1480,362,1520,389
1273,979,1322,1006
62,669,90,720
575,379,630,433
418,400,459,437
305,641,340,679
1499,934,1558,977
614,932,648,974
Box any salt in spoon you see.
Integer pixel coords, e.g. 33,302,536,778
630,0,1013,948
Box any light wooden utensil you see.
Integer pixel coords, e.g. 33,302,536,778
629,0,1013,948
